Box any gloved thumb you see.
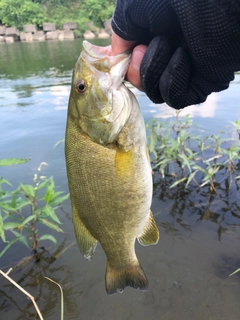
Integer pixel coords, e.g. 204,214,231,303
140,36,173,104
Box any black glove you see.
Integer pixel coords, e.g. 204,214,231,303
112,0,240,109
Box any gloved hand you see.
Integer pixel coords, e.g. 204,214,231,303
112,0,240,109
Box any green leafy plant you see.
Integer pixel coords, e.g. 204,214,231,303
0,158,68,259
147,112,240,193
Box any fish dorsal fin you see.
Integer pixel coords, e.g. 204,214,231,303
137,211,159,246
72,205,98,260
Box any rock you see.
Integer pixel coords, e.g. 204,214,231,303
62,22,77,30
58,30,75,40
25,32,34,42
20,32,26,41
23,24,37,33
104,18,112,35
0,26,6,36
45,31,59,40
98,29,110,39
0,36,5,42
43,23,56,32
5,27,19,40
5,27,19,37
83,30,95,39
5,36,14,43
33,31,45,41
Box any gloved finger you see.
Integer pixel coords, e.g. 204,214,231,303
140,36,173,103
159,47,232,109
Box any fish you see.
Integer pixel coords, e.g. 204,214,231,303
65,40,159,294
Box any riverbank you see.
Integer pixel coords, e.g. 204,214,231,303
0,20,111,43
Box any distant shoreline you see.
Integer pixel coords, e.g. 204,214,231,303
0,21,112,44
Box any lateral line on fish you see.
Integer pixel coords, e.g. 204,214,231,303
80,138,116,244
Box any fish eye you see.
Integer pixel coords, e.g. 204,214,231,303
76,80,86,94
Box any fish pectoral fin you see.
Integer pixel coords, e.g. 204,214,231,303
137,211,159,246
105,261,148,294
72,206,97,261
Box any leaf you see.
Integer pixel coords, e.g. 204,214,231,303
38,218,64,233
37,178,50,191
20,184,35,198
20,214,37,227
0,211,6,242
169,177,188,189
0,178,11,186
49,193,69,207
0,158,30,166
42,205,61,224
200,180,210,188
38,234,57,245
192,165,207,174
11,230,29,248
45,177,55,203
229,120,240,130
0,202,15,211
186,171,198,188
11,191,19,209
15,198,32,211
49,191,63,200
3,222,22,230
178,153,192,173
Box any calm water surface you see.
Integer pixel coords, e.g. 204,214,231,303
0,39,240,320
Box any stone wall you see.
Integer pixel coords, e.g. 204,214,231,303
0,20,112,43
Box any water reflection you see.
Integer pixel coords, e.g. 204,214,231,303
0,39,110,80
152,169,240,241
0,239,84,320
213,253,240,279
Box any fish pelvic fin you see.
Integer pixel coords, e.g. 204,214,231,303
137,211,159,246
105,261,148,294
72,205,98,261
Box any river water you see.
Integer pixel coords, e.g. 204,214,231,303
0,39,240,320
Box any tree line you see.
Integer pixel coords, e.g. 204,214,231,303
0,0,115,31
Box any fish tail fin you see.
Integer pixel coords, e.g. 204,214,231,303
105,261,148,294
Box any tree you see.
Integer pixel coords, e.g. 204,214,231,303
79,0,115,28
0,0,45,29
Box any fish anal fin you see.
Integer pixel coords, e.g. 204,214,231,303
138,211,159,246
105,261,148,294
72,206,97,261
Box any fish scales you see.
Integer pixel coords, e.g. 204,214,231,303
65,41,159,294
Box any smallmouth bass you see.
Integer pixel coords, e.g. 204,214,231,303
65,41,159,294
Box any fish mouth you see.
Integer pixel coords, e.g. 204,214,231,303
82,40,131,90
82,40,111,59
